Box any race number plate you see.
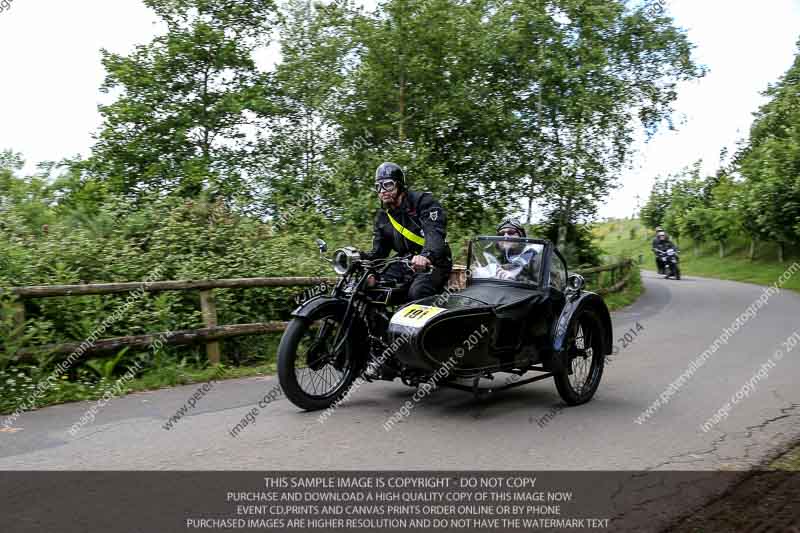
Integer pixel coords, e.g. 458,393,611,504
390,304,447,328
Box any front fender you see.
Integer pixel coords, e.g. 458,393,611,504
552,291,613,355
291,295,348,320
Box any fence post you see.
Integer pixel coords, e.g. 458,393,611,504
199,290,221,365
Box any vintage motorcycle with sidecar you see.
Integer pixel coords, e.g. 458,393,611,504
277,235,613,411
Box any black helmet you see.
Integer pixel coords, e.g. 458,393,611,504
497,218,527,238
375,162,405,189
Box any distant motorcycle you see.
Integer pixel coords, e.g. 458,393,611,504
656,248,681,280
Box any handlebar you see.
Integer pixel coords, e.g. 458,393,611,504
363,254,432,274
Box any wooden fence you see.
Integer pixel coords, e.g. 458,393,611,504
7,260,634,363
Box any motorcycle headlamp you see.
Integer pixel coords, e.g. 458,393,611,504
332,247,360,275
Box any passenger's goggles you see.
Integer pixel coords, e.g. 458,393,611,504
497,218,524,235
374,180,398,193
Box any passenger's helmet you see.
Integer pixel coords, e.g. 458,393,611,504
374,162,405,190
497,218,527,238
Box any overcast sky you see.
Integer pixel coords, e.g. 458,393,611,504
1,0,799,220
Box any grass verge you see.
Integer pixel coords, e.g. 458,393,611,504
769,441,800,471
602,266,643,312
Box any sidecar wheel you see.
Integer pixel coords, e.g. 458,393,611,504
554,310,605,406
278,312,362,411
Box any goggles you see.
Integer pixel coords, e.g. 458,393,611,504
497,218,525,236
375,180,398,193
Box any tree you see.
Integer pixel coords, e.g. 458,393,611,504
736,180,769,260
0,151,58,231
84,0,281,202
661,169,704,251
492,0,705,246
705,174,741,258
640,176,673,229
264,0,358,222
736,38,800,261
338,0,520,229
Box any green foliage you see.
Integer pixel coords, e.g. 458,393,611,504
0,186,371,411
535,219,604,267
640,176,672,229
83,0,281,201
85,348,131,381
705,175,742,250
0,295,55,372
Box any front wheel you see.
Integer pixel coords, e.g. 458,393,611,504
277,310,363,411
674,265,681,280
554,310,605,405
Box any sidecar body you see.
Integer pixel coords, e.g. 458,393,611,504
386,237,613,383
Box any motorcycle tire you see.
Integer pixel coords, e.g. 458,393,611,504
278,310,363,411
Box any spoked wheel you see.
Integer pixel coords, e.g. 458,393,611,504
278,310,362,411
554,310,605,405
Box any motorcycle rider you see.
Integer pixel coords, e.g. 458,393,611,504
652,227,666,274
652,230,676,275
361,162,453,380
361,162,453,297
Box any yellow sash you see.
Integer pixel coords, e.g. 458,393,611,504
386,212,425,246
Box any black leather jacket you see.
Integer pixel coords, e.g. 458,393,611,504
363,190,452,269
653,238,676,253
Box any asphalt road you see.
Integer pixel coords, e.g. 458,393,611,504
2,270,799,471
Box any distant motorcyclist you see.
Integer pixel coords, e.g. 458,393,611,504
651,227,663,248
652,230,675,274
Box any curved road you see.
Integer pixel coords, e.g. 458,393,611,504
2,271,799,471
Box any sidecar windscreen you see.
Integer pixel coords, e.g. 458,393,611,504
468,237,544,287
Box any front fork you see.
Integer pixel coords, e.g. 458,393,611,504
325,271,398,371
328,298,389,370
